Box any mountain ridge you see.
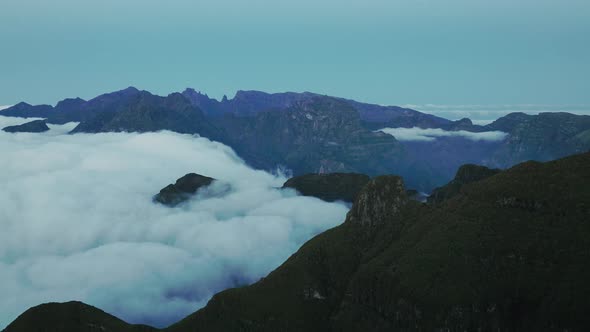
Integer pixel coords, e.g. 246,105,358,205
4,151,590,331
2,87,590,191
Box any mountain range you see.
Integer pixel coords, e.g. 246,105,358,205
2,87,590,192
4,152,590,331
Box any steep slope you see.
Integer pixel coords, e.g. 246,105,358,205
485,112,590,167
169,152,590,331
182,88,452,128
4,88,590,192
427,164,501,204
70,92,223,139
342,99,452,129
0,87,142,124
5,152,590,331
182,89,319,118
213,96,406,175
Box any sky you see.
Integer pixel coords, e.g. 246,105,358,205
0,0,589,108
0,116,349,328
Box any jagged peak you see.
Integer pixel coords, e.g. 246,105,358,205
121,86,139,93
182,88,209,97
14,101,32,108
346,175,408,227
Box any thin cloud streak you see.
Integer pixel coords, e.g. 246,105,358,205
378,127,508,142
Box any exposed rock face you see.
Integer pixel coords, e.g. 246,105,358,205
485,112,590,167
182,89,453,128
153,173,215,207
341,98,451,129
70,92,224,140
428,164,502,204
5,152,590,331
282,173,370,203
3,88,590,192
347,175,408,226
2,119,49,133
215,96,406,176
165,152,590,332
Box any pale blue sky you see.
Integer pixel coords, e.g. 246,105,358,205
0,0,589,107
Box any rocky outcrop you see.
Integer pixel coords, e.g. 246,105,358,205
485,112,590,167
6,152,590,331
346,175,408,226
4,88,590,193
70,91,224,140
153,173,215,207
214,96,406,177
427,164,501,204
282,173,370,203
2,119,50,133
166,152,590,332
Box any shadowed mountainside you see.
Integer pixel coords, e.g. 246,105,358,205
282,173,371,203
427,164,502,204
3,301,156,332
5,152,590,332
212,97,406,176
3,88,590,191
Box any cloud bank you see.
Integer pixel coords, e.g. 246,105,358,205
0,105,11,111
401,104,590,123
0,116,349,329
378,127,508,142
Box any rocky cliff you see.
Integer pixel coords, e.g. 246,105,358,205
3,88,590,192
153,173,216,207
6,152,589,331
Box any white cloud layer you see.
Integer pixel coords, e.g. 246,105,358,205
378,127,508,142
401,104,590,122
0,105,11,111
0,116,349,329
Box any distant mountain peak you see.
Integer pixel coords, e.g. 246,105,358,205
14,101,32,108
55,97,86,109
122,86,139,93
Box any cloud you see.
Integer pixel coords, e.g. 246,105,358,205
378,127,508,142
400,104,590,121
0,116,349,329
0,105,12,111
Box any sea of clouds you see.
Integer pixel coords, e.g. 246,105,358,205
0,116,349,329
378,127,508,142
